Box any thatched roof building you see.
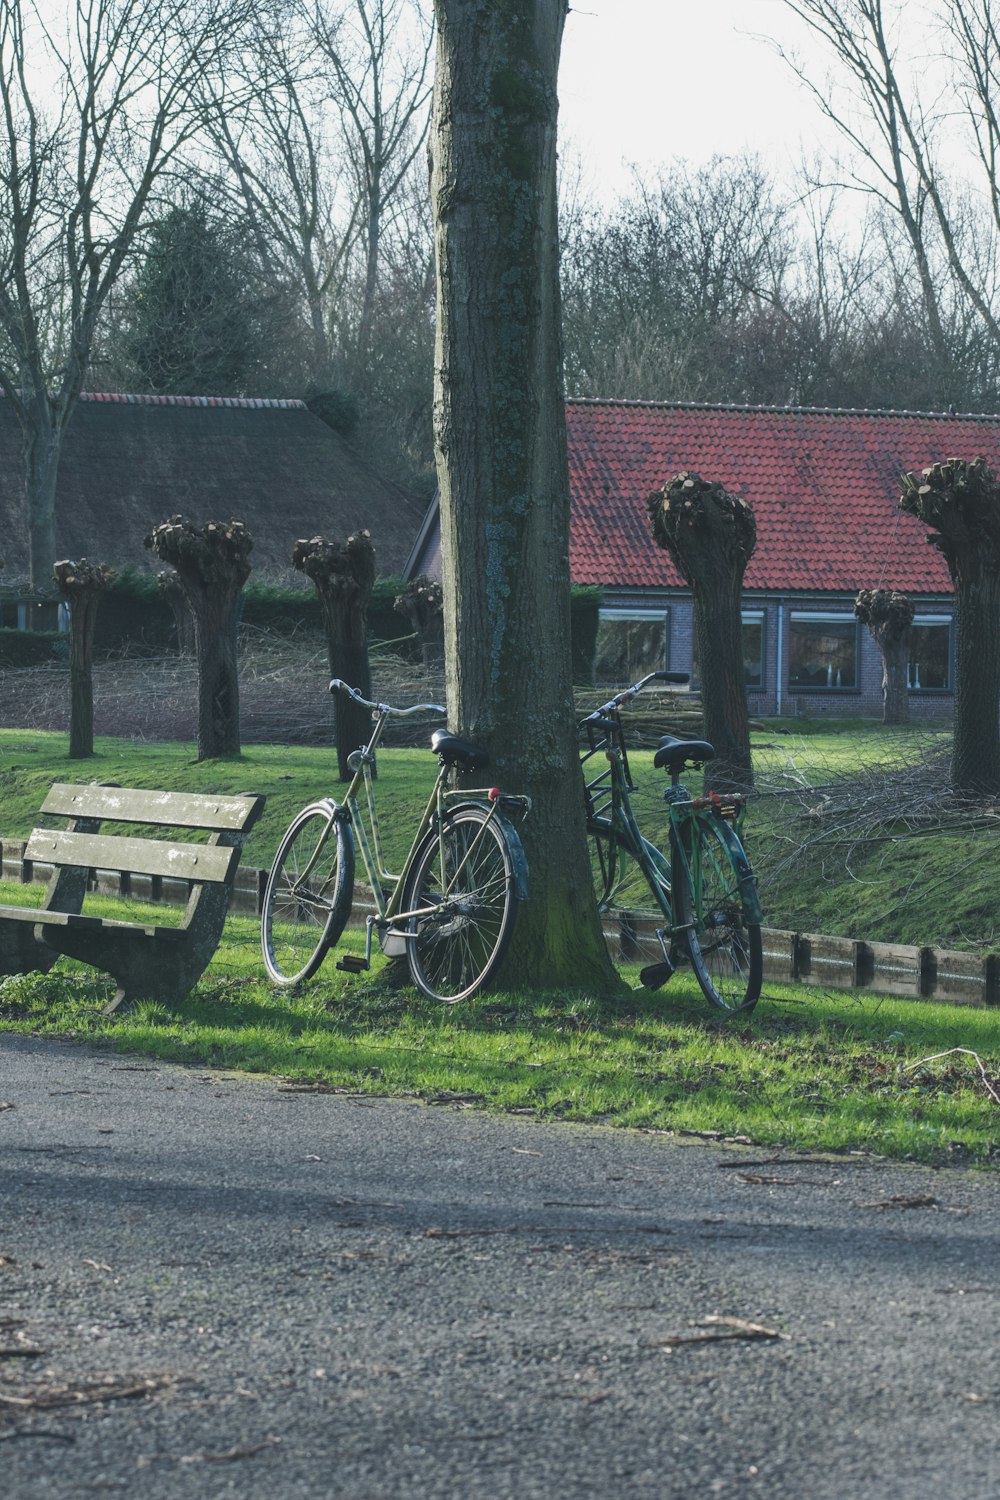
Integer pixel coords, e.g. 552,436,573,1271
0,391,425,585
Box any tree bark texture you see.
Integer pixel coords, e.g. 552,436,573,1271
145,517,252,761
53,559,114,759
647,472,756,792
900,458,1000,793
854,588,914,725
23,416,62,592
431,0,616,992
293,532,376,780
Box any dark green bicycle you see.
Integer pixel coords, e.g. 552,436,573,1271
581,670,763,1013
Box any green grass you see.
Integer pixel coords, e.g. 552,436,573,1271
0,888,996,1168
0,720,997,1167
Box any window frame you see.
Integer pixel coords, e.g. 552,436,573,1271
787,610,860,693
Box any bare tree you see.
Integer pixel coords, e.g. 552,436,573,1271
647,473,756,792
0,0,253,588
431,0,615,992
899,457,1000,792
52,557,114,759
204,0,432,392
777,0,1000,398
292,530,375,780
145,517,252,760
854,587,914,723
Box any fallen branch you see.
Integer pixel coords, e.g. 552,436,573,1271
903,1049,1000,1106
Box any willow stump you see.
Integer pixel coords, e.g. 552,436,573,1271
145,517,252,760
293,531,376,780
53,558,114,759
647,471,756,792
157,569,196,655
900,457,1000,793
854,588,914,724
395,575,444,667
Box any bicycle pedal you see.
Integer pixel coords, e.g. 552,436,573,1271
336,954,370,974
639,958,675,991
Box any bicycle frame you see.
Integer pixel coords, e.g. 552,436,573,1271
332,684,528,967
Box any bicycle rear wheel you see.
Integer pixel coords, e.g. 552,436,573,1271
587,823,675,986
402,807,517,1003
261,801,355,984
673,818,762,1013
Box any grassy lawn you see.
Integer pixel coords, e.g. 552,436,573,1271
0,721,996,1166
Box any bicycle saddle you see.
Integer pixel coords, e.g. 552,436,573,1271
430,729,490,771
653,735,716,774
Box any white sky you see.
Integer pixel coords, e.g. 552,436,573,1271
558,0,830,198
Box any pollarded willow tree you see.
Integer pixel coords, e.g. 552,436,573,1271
430,0,616,992
900,456,1000,792
145,517,252,760
854,587,914,724
647,472,756,792
292,531,376,780
52,558,115,760
394,574,444,667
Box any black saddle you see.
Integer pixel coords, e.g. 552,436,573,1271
653,735,716,775
430,729,490,772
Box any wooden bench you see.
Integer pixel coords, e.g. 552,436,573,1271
0,784,265,1014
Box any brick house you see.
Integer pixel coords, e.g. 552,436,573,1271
406,399,997,717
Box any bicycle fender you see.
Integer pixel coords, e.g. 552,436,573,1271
446,801,529,902
708,812,764,925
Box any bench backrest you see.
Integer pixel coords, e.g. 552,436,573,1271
24,784,264,894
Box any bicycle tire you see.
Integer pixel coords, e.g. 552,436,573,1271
672,816,762,1013
401,806,518,1003
587,822,676,983
261,801,355,985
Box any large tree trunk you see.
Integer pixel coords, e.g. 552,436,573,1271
431,0,616,992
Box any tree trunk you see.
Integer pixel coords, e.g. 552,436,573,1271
23,422,61,590
145,518,251,761
647,473,756,793
899,459,1000,794
880,633,911,724
953,573,1000,792
431,0,616,993
293,533,376,781
53,559,113,760
693,571,754,792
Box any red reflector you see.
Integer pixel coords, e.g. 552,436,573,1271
488,786,501,802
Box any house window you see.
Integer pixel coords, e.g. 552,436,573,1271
908,616,951,690
691,611,765,689
743,611,764,689
789,612,858,690
594,609,669,685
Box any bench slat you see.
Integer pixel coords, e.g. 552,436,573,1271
40,784,263,833
25,829,238,884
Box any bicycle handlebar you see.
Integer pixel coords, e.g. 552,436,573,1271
329,678,446,718
582,669,690,724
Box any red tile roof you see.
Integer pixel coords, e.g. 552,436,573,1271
566,400,995,594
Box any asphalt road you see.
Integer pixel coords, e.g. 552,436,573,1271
1,1032,998,1499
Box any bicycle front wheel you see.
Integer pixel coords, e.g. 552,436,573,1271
587,823,674,984
261,801,355,984
673,818,762,1013
402,807,517,1003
